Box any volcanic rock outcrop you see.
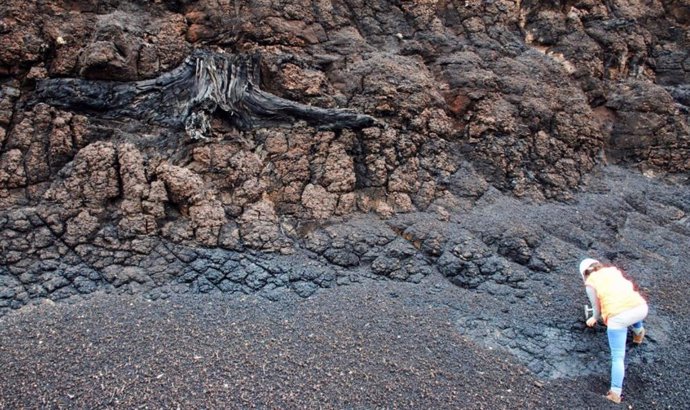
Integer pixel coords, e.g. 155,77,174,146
1,1,689,400
1,0,688,303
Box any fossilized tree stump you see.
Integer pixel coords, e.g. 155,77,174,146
33,50,378,139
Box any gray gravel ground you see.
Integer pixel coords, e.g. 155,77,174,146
2,166,689,409
2,274,629,410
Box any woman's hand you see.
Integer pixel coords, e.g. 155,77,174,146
586,317,597,327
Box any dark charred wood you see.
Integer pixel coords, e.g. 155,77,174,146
33,50,379,139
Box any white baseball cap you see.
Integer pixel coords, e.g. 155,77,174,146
579,258,599,280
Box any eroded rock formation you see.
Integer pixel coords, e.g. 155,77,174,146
1,4,690,406
1,1,688,372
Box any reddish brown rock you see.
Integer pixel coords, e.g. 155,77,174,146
43,141,120,210
388,159,421,194
189,200,226,246
238,198,290,252
186,24,216,43
143,181,168,219
274,63,332,99
118,214,158,237
156,162,227,244
0,149,26,189
263,130,289,154
64,209,100,246
322,142,356,193
118,143,147,202
302,184,338,220
47,114,75,171
335,193,357,216
156,164,206,206
0,6,45,71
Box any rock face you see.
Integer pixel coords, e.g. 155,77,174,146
0,1,690,298
0,1,688,323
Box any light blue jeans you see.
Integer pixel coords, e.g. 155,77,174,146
606,304,648,395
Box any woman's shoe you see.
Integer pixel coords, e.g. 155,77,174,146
606,391,622,404
633,328,646,344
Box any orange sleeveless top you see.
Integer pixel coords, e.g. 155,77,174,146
585,267,646,323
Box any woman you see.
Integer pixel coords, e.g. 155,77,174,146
579,258,648,404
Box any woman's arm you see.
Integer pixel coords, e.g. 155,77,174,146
586,285,601,320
